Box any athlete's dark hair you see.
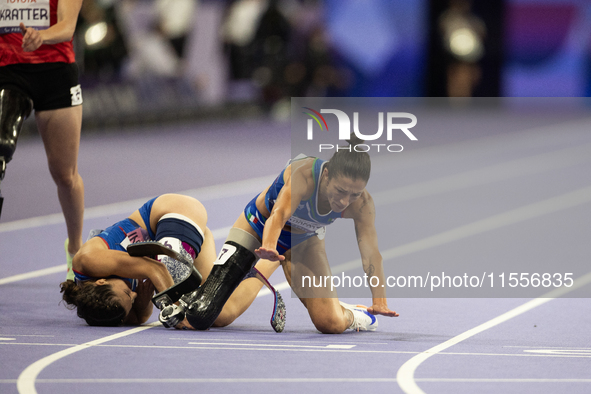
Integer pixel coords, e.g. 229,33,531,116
60,280,126,326
325,134,371,182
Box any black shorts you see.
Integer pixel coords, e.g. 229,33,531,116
0,62,83,111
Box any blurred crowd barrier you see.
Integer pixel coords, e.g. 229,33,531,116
20,0,591,132
72,0,430,129
74,0,344,128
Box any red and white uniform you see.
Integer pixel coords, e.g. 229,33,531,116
0,0,75,66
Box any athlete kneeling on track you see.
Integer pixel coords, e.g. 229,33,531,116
182,136,399,333
59,194,221,328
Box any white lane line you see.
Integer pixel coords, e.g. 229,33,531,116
331,184,591,274
169,337,388,345
504,346,591,350
187,342,356,349
523,349,591,356
372,141,591,206
6,341,591,359
0,341,415,354
0,175,275,233
504,346,591,348
370,116,591,175
412,378,591,383
16,378,401,384
6,378,591,385
0,335,55,337
16,322,160,394
396,271,591,394
0,265,66,286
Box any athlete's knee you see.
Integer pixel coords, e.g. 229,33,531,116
308,303,347,334
0,89,33,165
312,314,346,334
47,163,80,189
212,304,240,327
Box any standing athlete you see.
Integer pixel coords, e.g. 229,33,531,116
0,0,85,271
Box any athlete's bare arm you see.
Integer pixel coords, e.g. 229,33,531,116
256,159,314,261
345,191,399,317
73,237,175,293
20,0,84,51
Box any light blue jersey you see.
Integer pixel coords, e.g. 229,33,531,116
244,156,343,253
265,156,342,232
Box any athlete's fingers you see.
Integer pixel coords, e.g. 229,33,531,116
367,305,399,317
255,248,285,261
20,26,43,52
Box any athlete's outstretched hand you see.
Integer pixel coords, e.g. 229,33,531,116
20,23,44,52
255,247,285,262
367,303,399,317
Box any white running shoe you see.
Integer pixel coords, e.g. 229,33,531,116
340,301,378,332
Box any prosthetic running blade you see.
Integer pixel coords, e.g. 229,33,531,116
250,267,286,333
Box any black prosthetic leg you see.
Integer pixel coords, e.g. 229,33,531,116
0,89,33,220
184,240,258,330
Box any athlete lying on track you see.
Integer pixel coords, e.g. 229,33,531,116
60,193,280,330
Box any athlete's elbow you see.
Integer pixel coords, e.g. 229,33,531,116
72,249,92,272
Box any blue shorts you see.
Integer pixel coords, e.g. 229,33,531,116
97,196,158,251
243,195,316,255
138,196,158,239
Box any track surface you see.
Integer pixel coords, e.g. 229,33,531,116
1,112,590,394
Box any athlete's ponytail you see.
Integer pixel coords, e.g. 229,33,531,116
325,134,371,182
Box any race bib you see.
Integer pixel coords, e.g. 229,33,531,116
0,0,50,34
288,215,327,232
213,244,236,265
119,227,150,250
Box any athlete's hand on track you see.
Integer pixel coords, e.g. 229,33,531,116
20,23,44,52
367,304,399,317
255,247,285,262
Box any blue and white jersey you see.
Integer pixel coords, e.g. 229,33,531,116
264,155,342,234
73,197,159,290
